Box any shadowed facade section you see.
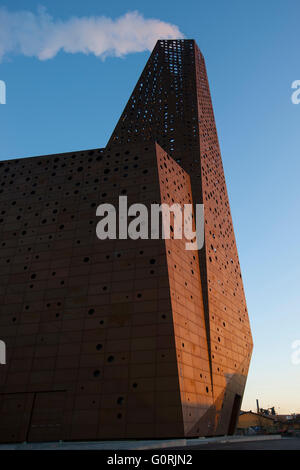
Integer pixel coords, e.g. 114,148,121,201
0,39,252,442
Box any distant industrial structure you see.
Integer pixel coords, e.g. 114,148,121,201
238,401,300,435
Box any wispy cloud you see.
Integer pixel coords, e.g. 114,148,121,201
0,7,184,62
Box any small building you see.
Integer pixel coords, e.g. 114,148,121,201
237,411,279,434
275,415,300,434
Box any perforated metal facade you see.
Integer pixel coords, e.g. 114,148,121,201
0,39,252,442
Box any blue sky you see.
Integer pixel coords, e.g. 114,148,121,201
0,0,299,414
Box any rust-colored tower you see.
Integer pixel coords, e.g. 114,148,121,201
0,39,252,442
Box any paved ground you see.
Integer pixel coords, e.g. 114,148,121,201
173,437,300,450
0,435,299,450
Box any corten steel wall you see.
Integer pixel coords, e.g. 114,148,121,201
109,39,253,436
0,39,252,442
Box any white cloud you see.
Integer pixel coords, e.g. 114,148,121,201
0,7,184,61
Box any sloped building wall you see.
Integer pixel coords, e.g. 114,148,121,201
0,39,252,442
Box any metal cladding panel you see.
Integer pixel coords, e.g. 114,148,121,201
156,144,215,436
